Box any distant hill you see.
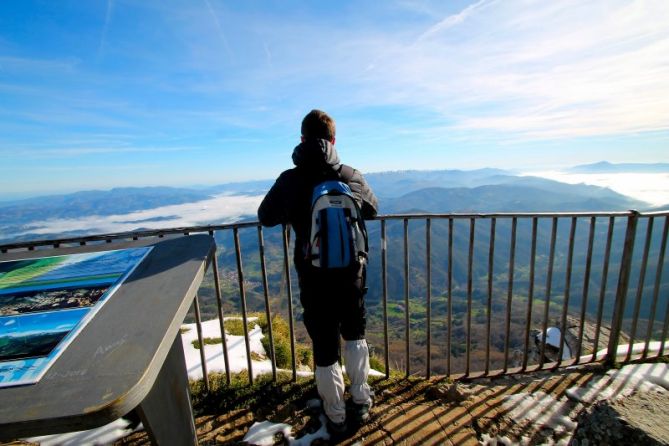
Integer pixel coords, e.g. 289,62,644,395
203,179,274,196
365,168,511,198
0,186,213,225
567,161,669,174
0,167,657,245
380,177,645,214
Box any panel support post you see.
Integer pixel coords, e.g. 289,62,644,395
136,333,198,445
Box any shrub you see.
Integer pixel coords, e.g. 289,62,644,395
256,313,312,370
369,353,385,373
191,337,223,350
224,318,257,336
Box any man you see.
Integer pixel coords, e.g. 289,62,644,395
258,109,378,433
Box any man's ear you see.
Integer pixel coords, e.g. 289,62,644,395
331,137,336,145
301,136,306,143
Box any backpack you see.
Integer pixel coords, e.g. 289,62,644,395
307,165,368,269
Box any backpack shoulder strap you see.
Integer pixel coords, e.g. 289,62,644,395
338,164,355,183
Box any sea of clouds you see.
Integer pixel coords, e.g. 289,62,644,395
10,193,265,239
5,171,669,241
521,171,669,208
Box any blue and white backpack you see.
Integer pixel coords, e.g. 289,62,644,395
307,165,368,269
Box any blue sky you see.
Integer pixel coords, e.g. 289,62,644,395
1,0,668,199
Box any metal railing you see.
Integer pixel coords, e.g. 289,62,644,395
2,210,668,387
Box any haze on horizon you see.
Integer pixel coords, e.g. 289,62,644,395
1,0,668,200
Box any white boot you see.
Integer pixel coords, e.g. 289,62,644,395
315,362,346,423
343,339,372,406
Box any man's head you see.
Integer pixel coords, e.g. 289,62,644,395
301,109,336,144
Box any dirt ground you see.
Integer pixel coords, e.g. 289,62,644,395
5,361,665,445
115,364,609,445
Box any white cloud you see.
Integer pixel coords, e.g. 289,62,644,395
333,0,669,140
12,194,264,237
521,171,669,206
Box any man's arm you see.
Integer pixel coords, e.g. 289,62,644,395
257,172,291,227
356,173,378,219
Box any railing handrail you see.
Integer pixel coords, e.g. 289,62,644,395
2,209,667,383
3,210,667,253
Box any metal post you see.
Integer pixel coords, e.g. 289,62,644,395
426,218,432,379
193,294,209,392
257,226,277,381
575,217,596,363
503,217,517,372
233,228,254,384
209,233,231,385
485,218,496,375
403,218,410,377
606,211,639,367
466,218,475,376
539,217,558,369
282,225,297,382
447,218,453,378
626,217,654,362
522,217,538,371
592,217,615,362
644,216,668,358
557,217,577,367
381,220,390,379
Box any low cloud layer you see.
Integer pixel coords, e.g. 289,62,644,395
12,194,264,238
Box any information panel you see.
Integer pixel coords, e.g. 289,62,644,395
0,247,152,387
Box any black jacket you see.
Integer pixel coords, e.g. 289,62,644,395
258,138,378,266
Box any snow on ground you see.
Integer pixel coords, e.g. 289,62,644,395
180,317,277,380
25,418,141,446
243,410,330,446
23,316,383,445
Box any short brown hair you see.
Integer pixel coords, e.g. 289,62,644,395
301,109,336,141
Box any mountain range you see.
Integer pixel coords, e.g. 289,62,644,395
0,162,666,244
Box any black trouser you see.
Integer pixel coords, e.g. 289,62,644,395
296,261,367,367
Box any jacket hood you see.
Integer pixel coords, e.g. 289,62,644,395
291,138,340,170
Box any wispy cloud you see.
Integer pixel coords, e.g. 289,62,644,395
202,0,234,64
0,145,202,158
334,0,669,140
98,0,114,59
417,0,494,41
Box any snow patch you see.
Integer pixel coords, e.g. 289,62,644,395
181,317,276,380
243,414,330,446
26,418,140,446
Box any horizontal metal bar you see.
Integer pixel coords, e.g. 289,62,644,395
3,210,658,252
374,211,640,220
0,222,261,251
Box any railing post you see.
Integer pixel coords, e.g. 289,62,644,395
257,226,277,382
381,219,390,379
233,228,254,385
426,218,432,379
606,210,639,367
209,231,231,386
403,218,410,377
282,224,297,382
193,294,210,392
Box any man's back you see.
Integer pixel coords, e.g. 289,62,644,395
257,110,377,435
258,138,378,259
